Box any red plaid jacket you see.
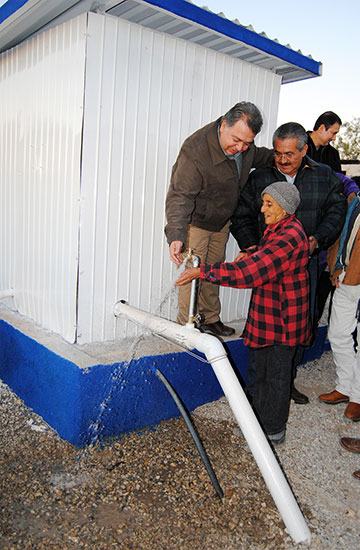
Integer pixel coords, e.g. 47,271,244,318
200,215,311,348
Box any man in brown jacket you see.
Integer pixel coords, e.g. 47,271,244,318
319,192,360,420
165,102,273,336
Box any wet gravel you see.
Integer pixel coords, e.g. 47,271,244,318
0,350,359,549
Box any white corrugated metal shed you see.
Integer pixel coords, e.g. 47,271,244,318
0,1,322,343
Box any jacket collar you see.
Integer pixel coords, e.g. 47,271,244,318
264,214,295,234
307,131,317,150
206,118,226,165
273,155,317,179
301,155,318,171
207,117,253,166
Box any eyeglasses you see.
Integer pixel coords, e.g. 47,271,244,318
274,151,296,161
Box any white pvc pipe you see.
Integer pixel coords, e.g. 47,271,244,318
187,253,199,327
114,301,311,544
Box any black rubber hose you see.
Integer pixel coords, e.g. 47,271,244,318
154,367,224,499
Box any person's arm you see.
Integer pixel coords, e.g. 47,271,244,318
230,173,262,249
201,229,303,288
331,147,342,173
175,267,200,285
176,223,306,289
233,248,257,262
164,144,203,262
251,146,274,169
330,275,340,288
169,241,184,265
336,172,359,198
308,235,318,255
312,171,347,250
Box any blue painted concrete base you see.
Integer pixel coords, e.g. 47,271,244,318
0,319,329,447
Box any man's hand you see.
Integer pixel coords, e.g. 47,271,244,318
169,241,184,265
308,236,318,255
330,275,340,288
234,251,249,262
175,267,201,286
234,245,257,262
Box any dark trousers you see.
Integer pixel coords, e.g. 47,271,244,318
246,256,319,396
307,255,319,326
252,345,296,435
316,267,334,324
292,254,319,373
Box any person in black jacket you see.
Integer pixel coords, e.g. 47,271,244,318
230,122,347,405
306,111,358,327
306,111,342,172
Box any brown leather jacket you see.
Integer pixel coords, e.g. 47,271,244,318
327,195,360,286
165,118,273,245
327,228,360,286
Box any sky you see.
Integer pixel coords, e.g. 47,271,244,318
192,0,360,132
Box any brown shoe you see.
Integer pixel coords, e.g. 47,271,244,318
318,390,349,404
344,402,360,421
353,470,360,479
340,437,360,453
200,320,235,337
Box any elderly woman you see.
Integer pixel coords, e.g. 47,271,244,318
176,181,311,444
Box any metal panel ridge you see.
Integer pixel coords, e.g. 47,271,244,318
139,0,321,76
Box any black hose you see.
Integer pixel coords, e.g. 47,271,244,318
154,367,223,499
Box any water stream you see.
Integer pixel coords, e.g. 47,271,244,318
84,262,188,449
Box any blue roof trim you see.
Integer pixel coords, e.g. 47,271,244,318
143,0,321,76
0,0,29,24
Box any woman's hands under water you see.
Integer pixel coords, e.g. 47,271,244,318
175,267,201,286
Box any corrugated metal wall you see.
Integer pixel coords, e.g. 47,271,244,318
0,14,87,342
77,12,281,343
0,10,281,344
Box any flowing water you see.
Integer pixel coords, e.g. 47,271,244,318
84,263,187,448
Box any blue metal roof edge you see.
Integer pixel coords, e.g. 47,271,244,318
0,0,28,24
143,0,321,76
0,0,321,77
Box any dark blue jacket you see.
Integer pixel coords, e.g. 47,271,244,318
230,156,347,251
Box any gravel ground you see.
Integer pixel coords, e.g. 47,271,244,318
0,350,359,549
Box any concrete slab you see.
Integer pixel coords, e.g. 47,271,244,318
0,305,247,446
0,304,328,447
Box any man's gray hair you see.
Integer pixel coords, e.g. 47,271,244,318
222,102,263,135
273,122,308,151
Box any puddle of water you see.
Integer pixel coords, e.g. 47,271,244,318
26,419,48,433
49,473,90,489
